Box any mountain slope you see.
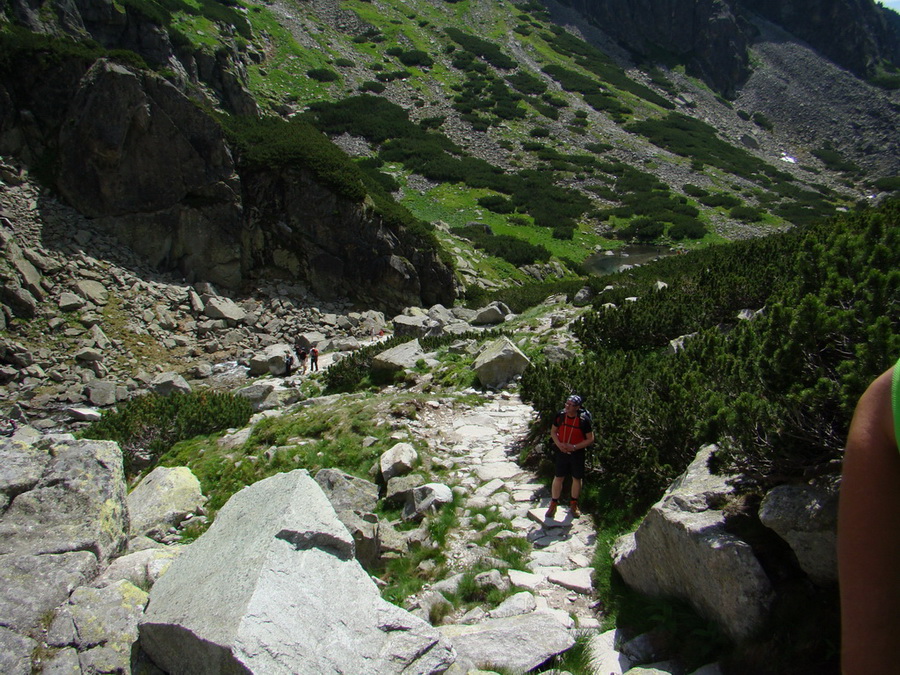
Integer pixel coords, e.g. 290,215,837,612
1,0,898,298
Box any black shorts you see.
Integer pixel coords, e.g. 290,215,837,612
554,449,585,480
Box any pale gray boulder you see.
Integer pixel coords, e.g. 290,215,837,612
314,468,379,514
127,466,206,539
380,441,419,481
471,303,505,325
93,546,183,590
139,469,455,674
0,438,49,497
314,468,381,568
0,551,99,634
758,480,839,585
573,286,594,306
472,336,531,388
587,629,632,675
439,611,573,673
393,313,431,338
47,580,149,674
247,343,293,376
74,279,109,305
234,382,278,411
402,482,454,522
202,296,246,324
0,438,128,564
58,291,85,312
612,445,774,641
149,371,192,396
0,626,36,675
385,473,426,503
487,590,536,619
84,380,119,406
372,338,426,373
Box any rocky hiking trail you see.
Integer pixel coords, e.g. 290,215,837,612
407,392,601,630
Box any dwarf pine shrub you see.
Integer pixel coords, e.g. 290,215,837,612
81,391,253,474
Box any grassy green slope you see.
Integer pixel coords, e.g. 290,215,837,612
143,0,890,288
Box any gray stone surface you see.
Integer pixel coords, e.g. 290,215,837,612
439,611,573,673
612,445,775,641
139,469,454,674
127,466,206,539
472,336,531,388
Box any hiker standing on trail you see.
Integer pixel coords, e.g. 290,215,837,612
297,345,308,375
309,346,319,372
547,394,594,519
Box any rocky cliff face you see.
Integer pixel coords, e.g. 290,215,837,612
743,0,900,78
0,38,455,310
560,0,752,97
558,0,900,95
240,168,457,310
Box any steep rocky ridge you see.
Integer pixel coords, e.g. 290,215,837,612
0,46,455,310
562,0,900,94
558,0,753,97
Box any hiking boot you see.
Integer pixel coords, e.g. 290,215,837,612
570,500,580,518
546,500,558,519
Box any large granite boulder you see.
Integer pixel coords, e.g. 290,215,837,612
472,337,531,388
372,338,426,373
139,469,455,674
0,437,129,645
248,343,294,376
0,437,129,564
758,480,839,585
612,445,775,641
127,466,206,539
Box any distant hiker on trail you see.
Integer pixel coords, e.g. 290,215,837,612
284,350,294,376
547,394,594,519
297,346,309,375
309,346,319,372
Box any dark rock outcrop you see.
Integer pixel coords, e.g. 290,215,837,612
743,0,900,79
241,168,456,312
559,0,900,96
560,0,752,97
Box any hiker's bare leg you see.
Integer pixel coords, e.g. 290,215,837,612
551,476,564,501
571,478,582,501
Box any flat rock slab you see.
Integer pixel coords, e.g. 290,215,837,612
440,611,574,673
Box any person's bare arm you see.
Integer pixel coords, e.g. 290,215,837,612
839,366,900,672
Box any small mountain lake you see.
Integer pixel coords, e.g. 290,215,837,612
582,245,676,276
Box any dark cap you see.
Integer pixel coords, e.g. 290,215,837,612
566,395,583,406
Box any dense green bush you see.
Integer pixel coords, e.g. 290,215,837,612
81,391,253,474
544,26,674,110
445,28,516,69
506,70,547,95
874,176,900,192
220,115,368,202
0,25,147,71
453,224,552,266
477,195,515,213
521,200,900,512
813,142,861,175
307,68,339,82
626,113,788,184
